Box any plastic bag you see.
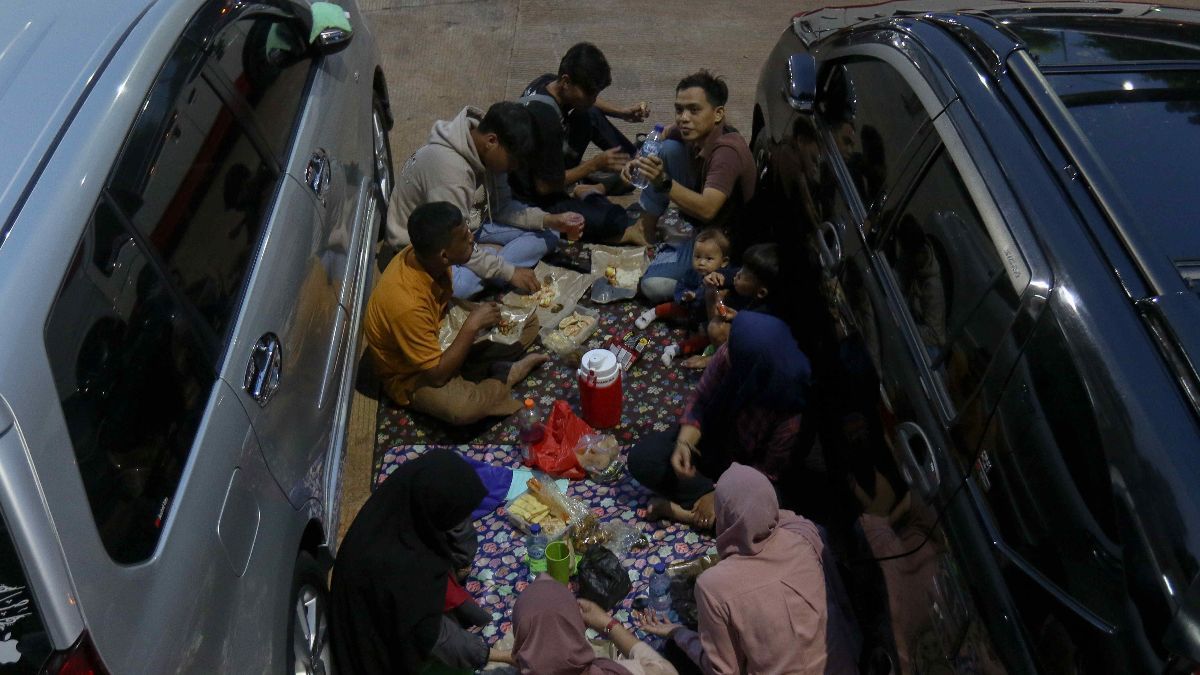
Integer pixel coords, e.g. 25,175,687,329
529,400,593,480
599,521,650,559
577,546,632,610
525,476,591,526
574,434,624,483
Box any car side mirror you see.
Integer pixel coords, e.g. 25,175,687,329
309,2,354,56
786,53,817,113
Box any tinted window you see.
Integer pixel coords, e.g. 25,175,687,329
108,75,278,340
45,200,215,564
881,149,1022,413
1047,69,1200,267
817,58,932,209
207,13,311,158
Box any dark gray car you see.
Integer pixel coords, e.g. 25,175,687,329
0,0,392,672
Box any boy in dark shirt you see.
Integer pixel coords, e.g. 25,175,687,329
513,43,648,242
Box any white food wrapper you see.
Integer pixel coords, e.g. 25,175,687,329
500,262,591,327
589,245,649,291
438,303,537,350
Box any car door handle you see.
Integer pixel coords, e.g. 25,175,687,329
896,420,940,497
816,220,842,270
306,149,331,204
244,333,282,407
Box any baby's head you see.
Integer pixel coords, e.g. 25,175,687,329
691,228,730,276
733,243,779,302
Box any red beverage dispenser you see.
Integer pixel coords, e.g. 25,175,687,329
577,349,622,428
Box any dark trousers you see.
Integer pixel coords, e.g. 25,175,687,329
545,192,630,242
586,107,638,156
628,427,726,509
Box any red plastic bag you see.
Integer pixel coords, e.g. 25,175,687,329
530,400,592,479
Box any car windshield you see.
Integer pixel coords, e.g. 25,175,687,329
1043,69,1200,275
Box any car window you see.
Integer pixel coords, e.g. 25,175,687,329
207,12,312,159
107,73,279,341
44,200,216,564
817,58,932,210
879,148,1022,415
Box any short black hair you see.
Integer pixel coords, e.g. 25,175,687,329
741,243,780,291
676,70,728,107
558,42,612,95
479,101,535,167
408,202,463,256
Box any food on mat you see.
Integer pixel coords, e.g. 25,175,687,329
509,492,567,537
557,313,596,338
614,268,641,289
570,513,608,552
575,434,619,471
605,266,618,284
497,316,518,335
527,478,572,521
543,331,576,354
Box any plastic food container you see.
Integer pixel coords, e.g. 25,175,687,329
540,305,602,356
504,489,569,540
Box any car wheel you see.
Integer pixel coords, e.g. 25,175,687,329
289,551,331,675
372,96,394,216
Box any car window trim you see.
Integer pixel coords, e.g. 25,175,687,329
92,191,223,369
203,5,320,169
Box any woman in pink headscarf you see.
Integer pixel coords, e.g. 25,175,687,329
512,575,677,675
638,463,859,674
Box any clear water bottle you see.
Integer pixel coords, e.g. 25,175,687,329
630,124,666,190
649,562,672,613
527,523,548,580
517,398,545,466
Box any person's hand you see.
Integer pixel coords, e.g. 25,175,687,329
634,609,680,638
577,598,612,632
572,183,605,199
546,212,585,240
680,290,696,303
671,440,696,479
630,155,665,185
703,272,726,288
509,267,542,293
592,147,630,173
465,302,501,331
692,491,716,530
621,102,650,123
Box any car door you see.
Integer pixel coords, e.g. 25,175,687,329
202,7,346,509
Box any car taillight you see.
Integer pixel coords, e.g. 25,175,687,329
40,631,110,675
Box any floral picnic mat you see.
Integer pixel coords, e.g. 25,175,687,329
375,444,717,646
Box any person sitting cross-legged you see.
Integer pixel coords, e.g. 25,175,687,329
365,201,548,426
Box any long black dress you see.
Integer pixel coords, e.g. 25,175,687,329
330,448,487,673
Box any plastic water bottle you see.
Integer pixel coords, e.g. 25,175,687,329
649,562,672,613
527,523,548,579
630,124,665,190
517,398,545,466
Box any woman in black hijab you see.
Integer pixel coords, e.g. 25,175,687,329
331,448,509,673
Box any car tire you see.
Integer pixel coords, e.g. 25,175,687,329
289,551,332,675
372,95,394,234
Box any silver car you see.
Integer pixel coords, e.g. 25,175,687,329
0,0,392,672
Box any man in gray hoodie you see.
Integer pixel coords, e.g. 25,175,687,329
384,102,583,298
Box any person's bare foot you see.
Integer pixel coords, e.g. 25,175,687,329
646,497,695,525
506,353,550,386
681,355,711,369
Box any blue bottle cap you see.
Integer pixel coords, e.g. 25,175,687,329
653,123,665,132
654,562,666,573
530,523,541,534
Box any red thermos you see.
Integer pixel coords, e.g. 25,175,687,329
578,349,622,428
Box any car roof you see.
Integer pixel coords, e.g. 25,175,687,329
0,0,156,246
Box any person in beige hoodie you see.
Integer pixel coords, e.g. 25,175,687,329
384,102,583,298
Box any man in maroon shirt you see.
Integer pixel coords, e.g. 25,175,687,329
623,70,757,302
